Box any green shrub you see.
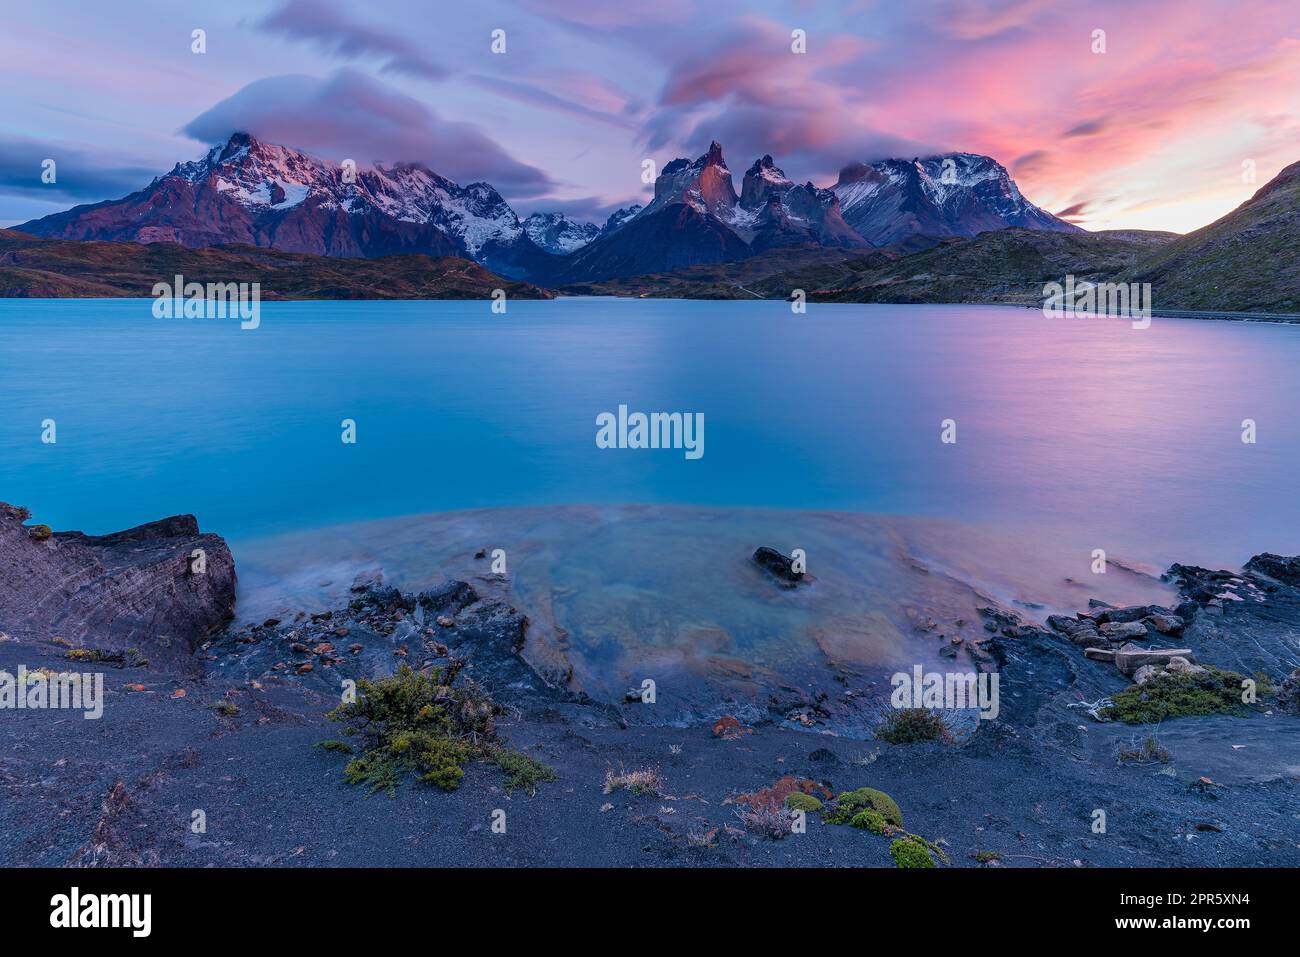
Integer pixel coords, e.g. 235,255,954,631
972,849,1001,863
785,792,823,813
824,787,903,827
29,524,52,542
322,663,553,798
1102,667,1250,723
849,807,887,834
877,708,952,744
890,836,936,868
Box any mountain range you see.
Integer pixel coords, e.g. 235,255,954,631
17,133,1077,285
11,133,1299,313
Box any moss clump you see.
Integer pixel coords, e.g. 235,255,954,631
876,708,952,745
849,807,887,834
824,787,903,827
29,524,52,542
491,748,557,796
972,849,1002,863
323,662,553,798
213,699,240,717
785,792,823,813
1101,667,1250,723
890,835,936,868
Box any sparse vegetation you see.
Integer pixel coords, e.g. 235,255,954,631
876,708,952,745
734,803,793,840
316,740,354,754
972,849,1002,863
29,524,52,541
1119,732,1172,764
65,647,127,666
1102,667,1250,723
213,698,240,717
491,748,557,796
603,766,662,796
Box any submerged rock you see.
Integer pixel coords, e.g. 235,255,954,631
752,546,804,586
0,502,235,671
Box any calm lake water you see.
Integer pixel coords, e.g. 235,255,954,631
1,297,1297,570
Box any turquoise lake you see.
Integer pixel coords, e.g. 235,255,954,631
1,297,1297,571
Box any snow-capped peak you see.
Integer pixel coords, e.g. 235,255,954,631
523,211,599,254
163,133,533,257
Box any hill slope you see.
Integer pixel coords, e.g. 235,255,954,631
1123,160,1300,312
562,229,1176,303
0,230,552,300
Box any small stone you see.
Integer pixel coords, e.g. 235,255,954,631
1100,621,1148,641
712,715,752,739
1133,664,1160,684
436,616,454,628
296,662,313,674
348,643,363,654
1164,656,1205,676
1145,613,1185,635
334,626,349,637
262,617,281,628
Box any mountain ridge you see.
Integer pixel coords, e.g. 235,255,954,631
17,133,1084,285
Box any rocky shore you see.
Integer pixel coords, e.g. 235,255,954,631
1,505,1297,867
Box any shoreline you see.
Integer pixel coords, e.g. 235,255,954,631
3,502,1299,866
5,294,1300,324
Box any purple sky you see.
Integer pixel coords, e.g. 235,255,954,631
3,0,1299,231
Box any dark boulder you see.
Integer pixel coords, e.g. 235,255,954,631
1245,553,1300,588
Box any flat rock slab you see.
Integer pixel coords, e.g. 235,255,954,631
1113,646,1194,677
